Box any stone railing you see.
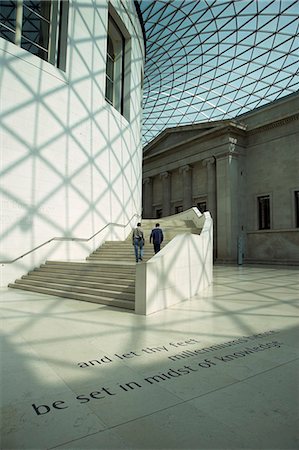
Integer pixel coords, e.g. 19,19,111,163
135,208,213,315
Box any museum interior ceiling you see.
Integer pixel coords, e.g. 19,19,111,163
138,0,299,145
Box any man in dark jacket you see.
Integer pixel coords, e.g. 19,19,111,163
150,223,164,254
132,222,145,262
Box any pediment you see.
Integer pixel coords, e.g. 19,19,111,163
143,122,225,157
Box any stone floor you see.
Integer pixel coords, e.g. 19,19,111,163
0,265,298,450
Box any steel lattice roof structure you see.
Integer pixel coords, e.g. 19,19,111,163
138,0,299,146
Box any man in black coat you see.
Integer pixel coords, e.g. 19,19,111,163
150,223,164,254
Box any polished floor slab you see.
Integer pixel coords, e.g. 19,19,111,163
0,265,298,449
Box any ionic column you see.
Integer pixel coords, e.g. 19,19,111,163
216,137,240,262
160,171,171,216
142,177,153,218
203,157,216,260
202,157,216,221
179,164,192,210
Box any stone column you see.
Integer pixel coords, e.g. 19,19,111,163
160,171,171,216
203,157,216,259
179,164,192,210
216,137,240,262
202,157,216,220
142,177,153,218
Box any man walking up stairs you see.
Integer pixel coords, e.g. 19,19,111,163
132,222,145,262
9,217,201,310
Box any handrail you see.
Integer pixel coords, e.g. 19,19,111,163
0,214,140,265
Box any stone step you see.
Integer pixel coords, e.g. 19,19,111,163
20,275,135,292
97,249,161,255
9,215,201,311
129,229,199,236
86,258,149,263
89,245,152,250
12,279,135,301
139,219,196,228
25,272,134,285
86,257,151,261
86,257,150,262
8,283,134,310
102,240,170,246
28,263,136,280
92,250,157,257
44,261,135,271
87,253,153,259
41,262,135,273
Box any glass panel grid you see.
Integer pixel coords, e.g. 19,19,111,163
139,0,299,146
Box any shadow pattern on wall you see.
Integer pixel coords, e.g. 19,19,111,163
0,1,144,285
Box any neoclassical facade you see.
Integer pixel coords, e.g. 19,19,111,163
142,93,299,265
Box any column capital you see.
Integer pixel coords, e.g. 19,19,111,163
160,171,170,179
143,177,152,185
202,157,215,167
216,136,242,160
179,164,192,174
228,137,238,153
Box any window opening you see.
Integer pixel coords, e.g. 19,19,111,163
175,205,183,214
0,1,17,43
197,201,207,213
105,35,114,105
295,191,299,228
156,208,162,219
258,195,270,230
21,1,51,61
105,13,127,116
0,0,68,70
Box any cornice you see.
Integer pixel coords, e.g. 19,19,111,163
143,120,228,154
143,122,247,162
248,112,299,135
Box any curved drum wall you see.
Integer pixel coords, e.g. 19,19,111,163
0,0,145,285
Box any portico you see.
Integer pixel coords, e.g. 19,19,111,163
142,94,299,265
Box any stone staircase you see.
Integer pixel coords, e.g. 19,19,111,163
8,218,200,310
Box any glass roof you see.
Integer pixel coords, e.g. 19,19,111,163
138,0,299,146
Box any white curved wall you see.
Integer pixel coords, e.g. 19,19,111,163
0,0,145,285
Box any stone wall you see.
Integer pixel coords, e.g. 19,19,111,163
142,93,299,265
